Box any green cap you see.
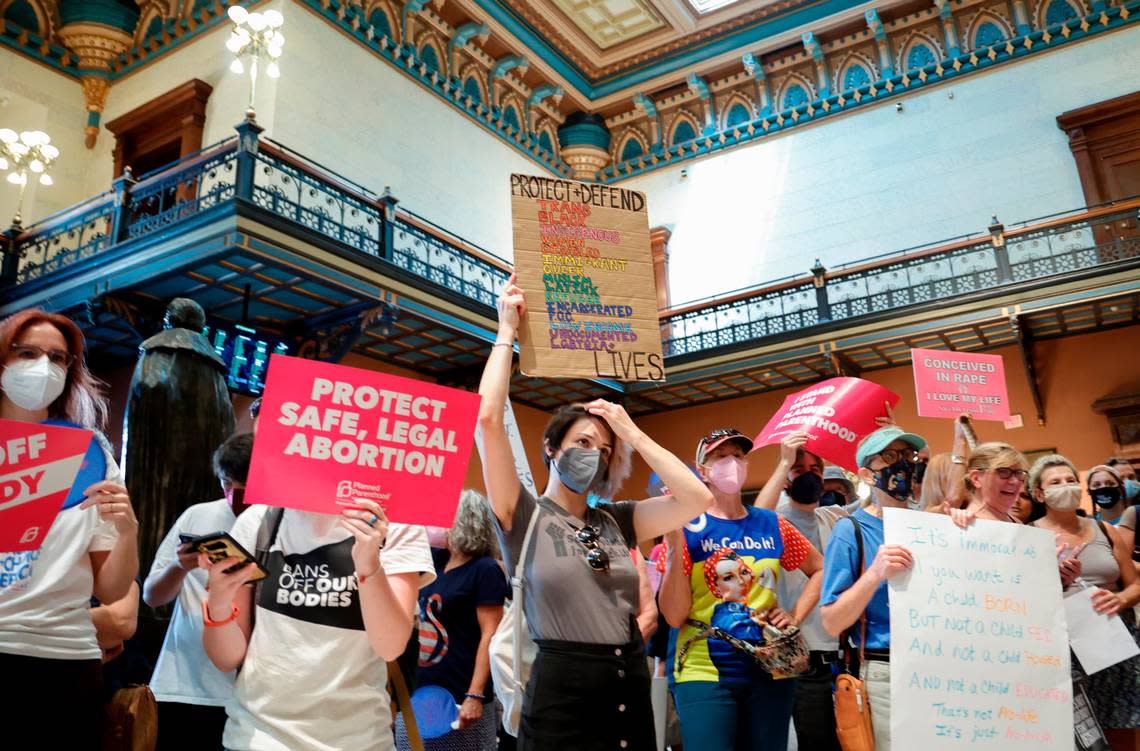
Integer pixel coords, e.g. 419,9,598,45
855,427,927,468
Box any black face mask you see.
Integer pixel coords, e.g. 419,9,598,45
788,472,823,504
914,460,929,486
873,458,918,502
819,490,846,507
1091,486,1122,509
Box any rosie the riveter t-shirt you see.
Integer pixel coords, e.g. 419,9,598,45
224,507,434,751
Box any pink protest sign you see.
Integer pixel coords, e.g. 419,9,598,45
246,355,481,526
752,377,899,471
1,419,94,552
911,348,1010,422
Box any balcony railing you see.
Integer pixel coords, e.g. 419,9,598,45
3,120,1137,360
660,199,1140,357
2,122,512,310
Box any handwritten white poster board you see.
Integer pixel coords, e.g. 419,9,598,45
883,508,1070,749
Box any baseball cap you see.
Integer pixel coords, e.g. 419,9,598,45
855,427,927,469
695,428,754,466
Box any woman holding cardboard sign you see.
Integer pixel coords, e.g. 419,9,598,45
478,273,714,751
0,308,140,748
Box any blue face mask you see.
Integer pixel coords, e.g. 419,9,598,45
1125,479,1140,504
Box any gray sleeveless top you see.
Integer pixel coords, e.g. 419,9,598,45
1035,518,1121,593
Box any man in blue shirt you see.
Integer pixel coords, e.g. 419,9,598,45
820,426,926,751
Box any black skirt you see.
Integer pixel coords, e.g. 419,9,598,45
520,633,654,751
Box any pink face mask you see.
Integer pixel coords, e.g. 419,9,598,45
707,457,747,494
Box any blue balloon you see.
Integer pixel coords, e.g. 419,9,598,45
42,419,106,510
410,685,459,739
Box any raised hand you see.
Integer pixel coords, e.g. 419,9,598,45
202,554,257,618
80,481,138,534
340,498,390,578
868,544,913,582
585,399,643,445
497,272,526,334
779,431,809,466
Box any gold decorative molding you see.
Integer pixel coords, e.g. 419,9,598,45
58,22,133,148
560,143,610,180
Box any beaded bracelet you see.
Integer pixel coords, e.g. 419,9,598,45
465,692,485,701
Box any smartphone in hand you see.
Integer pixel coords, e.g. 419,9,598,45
189,532,269,582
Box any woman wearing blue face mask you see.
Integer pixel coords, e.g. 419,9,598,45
0,309,139,749
478,274,714,751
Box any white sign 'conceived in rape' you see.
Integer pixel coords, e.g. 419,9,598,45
883,508,1070,750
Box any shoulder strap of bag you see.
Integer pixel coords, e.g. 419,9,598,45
840,514,868,676
251,507,285,630
388,660,425,751
1094,519,1126,591
511,506,542,676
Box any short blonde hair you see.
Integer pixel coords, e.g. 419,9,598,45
963,442,1028,497
922,453,964,511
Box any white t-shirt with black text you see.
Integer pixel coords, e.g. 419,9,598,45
0,439,120,660
224,507,435,751
147,498,238,705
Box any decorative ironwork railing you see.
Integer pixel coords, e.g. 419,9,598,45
4,121,1138,360
390,212,510,308
660,199,1140,357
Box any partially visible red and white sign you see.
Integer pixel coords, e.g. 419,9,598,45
911,348,1010,422
0,419,93,552
753,377,900,472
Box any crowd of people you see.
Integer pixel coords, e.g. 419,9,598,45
1,286,1139,751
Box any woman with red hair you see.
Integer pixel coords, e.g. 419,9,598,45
0,308,139,748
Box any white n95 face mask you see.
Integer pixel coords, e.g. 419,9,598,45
2,356,67,411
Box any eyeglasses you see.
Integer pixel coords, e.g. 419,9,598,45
569,522,609,573
988,467,1029,482
877,448,919,465
9,343,75,368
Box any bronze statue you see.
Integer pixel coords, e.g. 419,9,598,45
124,298,235,572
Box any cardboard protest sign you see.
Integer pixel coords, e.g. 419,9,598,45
912,349,1010,421
246,355,481,527
474,398,537,498
0,419,94,552
752,377,899,471
510,174,665,382
884,509,1070,749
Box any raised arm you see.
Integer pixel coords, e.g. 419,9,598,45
821,543,911,636
479,274,526,530
754,431,808,510
201,556,255,672
343,502,422,661
790,547,823,626
634,550,659,643
85,480,140,604
658,529,693,628
584,400,713,541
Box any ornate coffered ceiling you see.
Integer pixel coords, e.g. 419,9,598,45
546,0,667,50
